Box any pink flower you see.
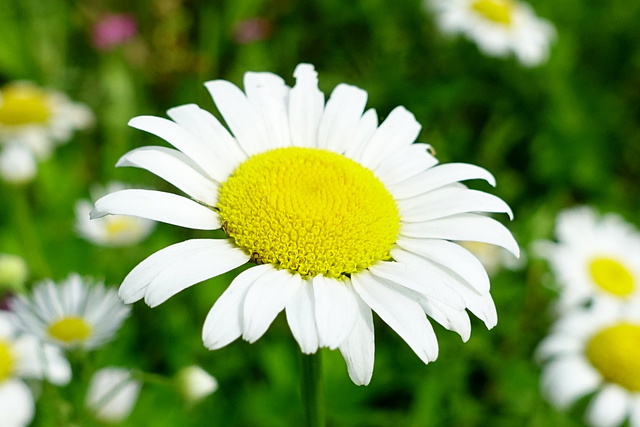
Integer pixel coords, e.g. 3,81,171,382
93,13,137,51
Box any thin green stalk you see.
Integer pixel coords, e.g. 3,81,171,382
300,351,325,427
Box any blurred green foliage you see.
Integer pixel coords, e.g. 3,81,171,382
1,0,638,425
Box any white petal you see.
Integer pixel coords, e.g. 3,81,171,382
91,189,221,230
202,264,274,349
390,163,496,200
343,108,378,161
317,84,368,154
541,356,601,410
586,384,629,427
399,187,513,221
535,334,582,362
629,396,640,427
119,239,248,304
338,295,375,386
13,336,71,385
396,238,490,293
288,64,325,148
128,115,228,182
374,143,438,187
205,80,270,156
166,103,246,177
400,213,520,258
285,279,319,354
358,107,421,170
0,380,34,427
368,261,465,310
312,276,359,349
143,240,249,307
242,269,302,343
244,72,291,148
351,270,438,363
117,146,219,205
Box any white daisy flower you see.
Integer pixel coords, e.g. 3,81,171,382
85,367,141,424
0,143,37,184
535,206,640,310
91,63,518,385
0,311,71,427
175,365,218,404
75,182,156,247
428,0,556,67
537,300,640,427
9,273,131,350
0,81,93,160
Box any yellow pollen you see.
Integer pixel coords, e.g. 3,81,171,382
0,83,52,126
0,340,15,383
217,147,400,278
471,0,514,25
589,257,635,296
586,323,640,391
48,316,92,344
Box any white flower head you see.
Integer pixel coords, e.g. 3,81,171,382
85,367,141,424
0,81,93,160
175,365,218,404
76,182,156,247
428,0,556,67
535,206,640,310
0,143,37,184
91,63,518,385
9,273,131,350
537,300,640,427
0,311,71,427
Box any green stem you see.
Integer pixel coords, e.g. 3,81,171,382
300,351,325,427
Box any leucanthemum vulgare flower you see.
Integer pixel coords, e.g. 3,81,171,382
0,81,93,161
85,367,141,424
0,311,71,427
9,274,131,350
537,300,640,427
427,0,555,67
535,206,640,310
91,63,518,385
75,182,156,247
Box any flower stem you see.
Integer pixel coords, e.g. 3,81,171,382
11,186,51,280
300,351,325,427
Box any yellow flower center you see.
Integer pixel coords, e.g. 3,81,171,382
470,0,514,25
105,216,141,238
589,257,635,296
586,323,640,391
0,340,15,383
218,147,400,278
0,84,52,126
48,316,92,344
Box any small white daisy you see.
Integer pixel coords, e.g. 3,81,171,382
175,365,218,404
537,300,640,427
0,81,93,160
535,206,640,310
75,182,156,247
85,367,141,424
0,311,71,427
9,273,131,350
427,0,555,67
91,63,518,385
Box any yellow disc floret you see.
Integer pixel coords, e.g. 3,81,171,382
0,340,15,383
0,83,51,126
586,323,640,391
589,257,635,296
471,0,514,25
218,147,400,278
48,316,92,344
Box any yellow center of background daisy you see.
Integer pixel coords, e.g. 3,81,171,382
0,340,15,383
0,84,51,126
589,257,635,296
471,0,514,25
586,323,640,391
48,316,92,343
105,216,140,238
218,147,400,278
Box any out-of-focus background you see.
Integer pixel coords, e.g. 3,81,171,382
1,0,638,425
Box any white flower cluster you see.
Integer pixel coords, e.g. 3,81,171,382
536,206,640,427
